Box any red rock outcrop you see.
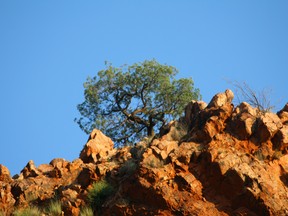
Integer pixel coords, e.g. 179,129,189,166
79,129,115,163
1,89,288,216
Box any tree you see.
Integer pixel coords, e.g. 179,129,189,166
76,59,201,146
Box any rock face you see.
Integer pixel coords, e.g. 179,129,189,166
79,129,115,163
1,89,288,216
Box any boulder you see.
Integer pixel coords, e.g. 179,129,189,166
20,160,41,178
37,164,54,176
150,139,178,161
272,125,288,151
188,90,234,143
183,100,207,129
254,112,282,143
77,163,97,188
49,158,69,178
207,89,234,108
277,103,288,124
228,102,258,140
80,129,115,163
0,182,15,215
0,165,11,183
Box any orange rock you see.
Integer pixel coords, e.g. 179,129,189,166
0,164,11,183
272,125,288,151
20,160,41,178
2,91,288,215
80,129,115,163
254,112,282,143
228,102,258,140
277,103,288,124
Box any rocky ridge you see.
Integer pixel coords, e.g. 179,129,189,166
1,89,288,215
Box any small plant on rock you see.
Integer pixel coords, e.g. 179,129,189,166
230,81,274,114
119,159,137,176
45,200,62,216
146,156,164,168
79,206,94,216
13,206,42,216
172,122,189,141
272,150,283,160
87,180,115,212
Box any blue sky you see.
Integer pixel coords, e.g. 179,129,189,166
0,1,287,175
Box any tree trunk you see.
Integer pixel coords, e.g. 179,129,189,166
147,116,155,138
147,125,155,138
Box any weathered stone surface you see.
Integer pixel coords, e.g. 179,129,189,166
19,160,41,179
150,139,178,161
183,100,207,128
0,165,11,183
76,163,97,188
37,164,54,175
188,90,234,143
0,182,15,215
228,102,258,140
80,129,115,163
272,125,288,151
277,103,288,124
254,112,282,143
208,89,234,108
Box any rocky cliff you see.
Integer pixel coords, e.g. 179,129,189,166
1,90,288,216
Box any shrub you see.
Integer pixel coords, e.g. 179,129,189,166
13,206,41,216
231,81,274,114
272,151,283,160
79,206,94,216
171,122,189,141
119,160,137,176
145,156,164,168
87,180,115,211
45,200,62,216
254,150,266,161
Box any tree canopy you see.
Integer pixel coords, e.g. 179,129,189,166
76,60,201,146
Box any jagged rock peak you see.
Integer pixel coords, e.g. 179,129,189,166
79,129,115,163
208,89,234,108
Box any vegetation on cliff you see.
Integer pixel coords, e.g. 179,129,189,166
75,59,201,146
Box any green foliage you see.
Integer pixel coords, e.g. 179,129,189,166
79,206,94,216
171,121,189,142
13,207,41,216
87,180,115,211
45,200,62,216
76,59,201,146
272,150,283,160
145,156,164,168
119,160,137,176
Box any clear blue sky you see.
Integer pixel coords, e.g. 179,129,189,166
0,1,287,175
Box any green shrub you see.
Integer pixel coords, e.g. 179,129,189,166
45,200,62,216
272,150,283,160
13,206,41,216
254,150,266,161
145,156,164,168
80,206,94,216
119,160,137,176
88,180,115,211
172,122,188,141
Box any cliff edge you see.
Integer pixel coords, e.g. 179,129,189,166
1,89,288,215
